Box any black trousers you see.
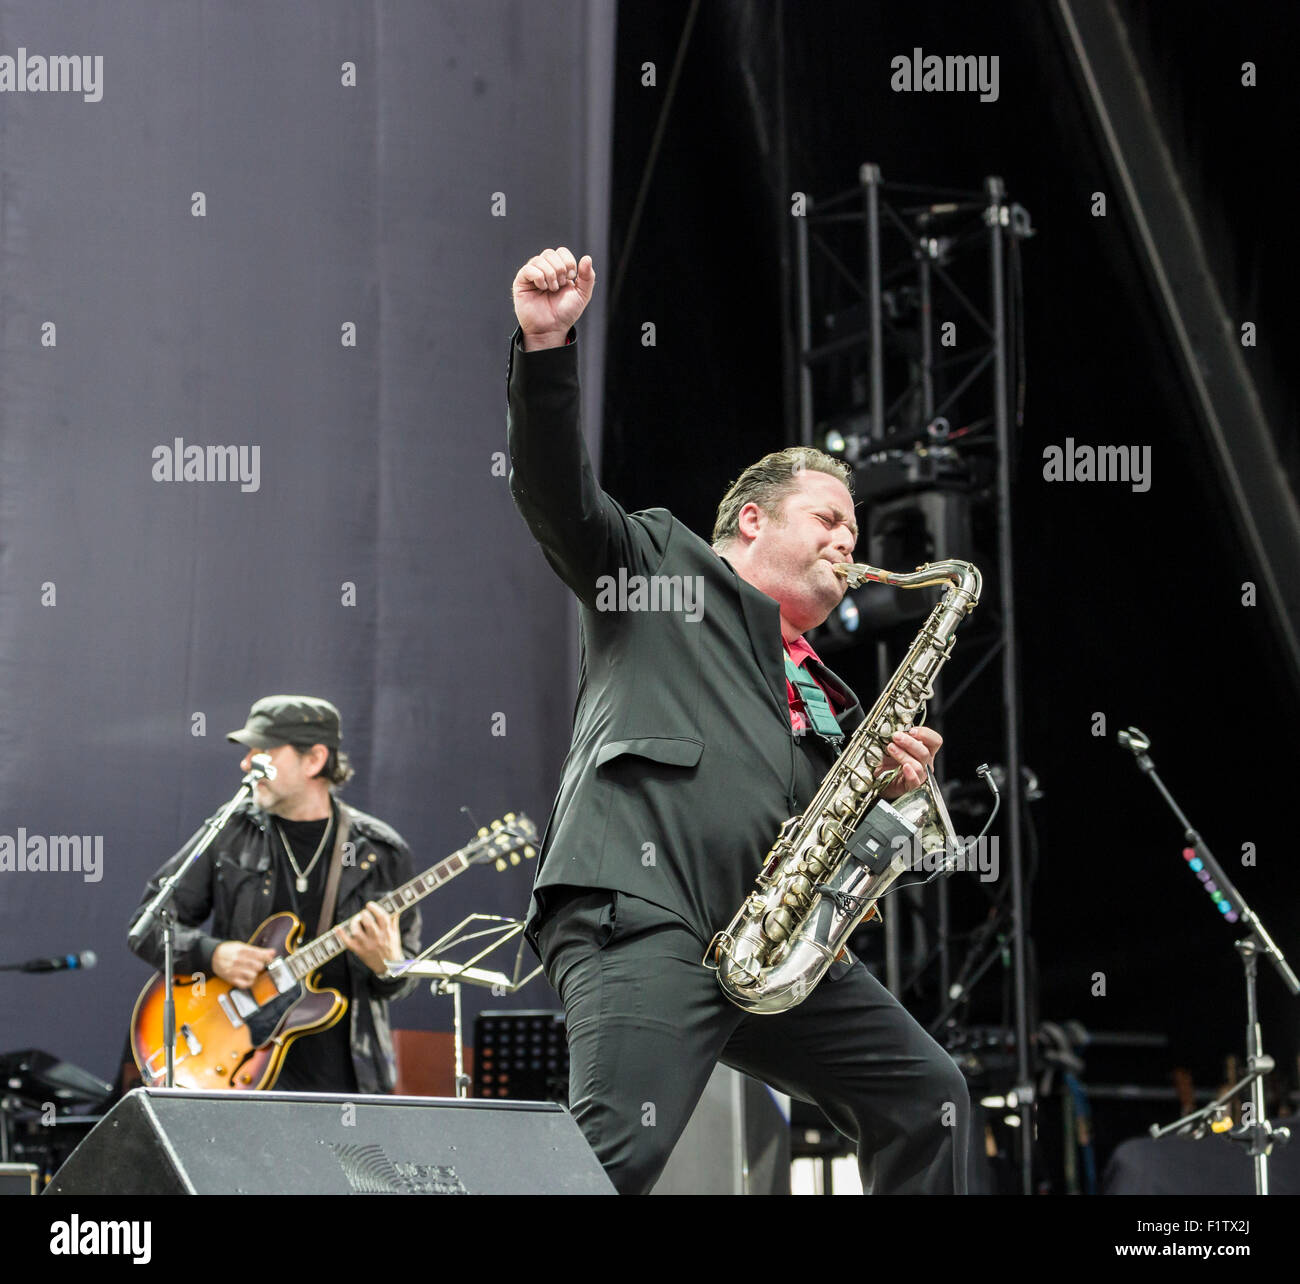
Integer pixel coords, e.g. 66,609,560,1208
538,888,970,1195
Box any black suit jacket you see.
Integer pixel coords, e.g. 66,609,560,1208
508,326,865,955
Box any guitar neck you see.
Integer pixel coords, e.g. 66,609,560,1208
284,846,473,981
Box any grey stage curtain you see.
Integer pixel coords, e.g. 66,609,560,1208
0,1,614,1082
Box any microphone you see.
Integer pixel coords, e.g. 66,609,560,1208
1117,726,1151,754
13,950,97,973
243,753,277,784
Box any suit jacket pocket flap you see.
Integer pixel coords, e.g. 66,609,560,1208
596,736,704,769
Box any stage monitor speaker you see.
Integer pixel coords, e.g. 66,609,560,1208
0,1163,40,1195
1102,1133,1300,1195
651,1064,791,1194
45,1088,614,1195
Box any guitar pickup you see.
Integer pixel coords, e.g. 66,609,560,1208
230,987,260,1020
266,957,295,994
180,1023,202,1056
845,800,917,875
216,992,246,1028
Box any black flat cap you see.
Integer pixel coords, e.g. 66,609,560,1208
227,695,342,750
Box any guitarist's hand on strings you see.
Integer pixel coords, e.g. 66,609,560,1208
341,901,402,976
212,941,277,989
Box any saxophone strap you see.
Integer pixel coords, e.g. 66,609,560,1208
783,653,843,743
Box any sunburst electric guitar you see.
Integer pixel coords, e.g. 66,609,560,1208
130,813,536,1091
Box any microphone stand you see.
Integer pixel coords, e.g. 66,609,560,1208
127,759,273,1088
1119,727,1298,1195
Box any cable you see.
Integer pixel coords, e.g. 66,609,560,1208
872,762,1001,902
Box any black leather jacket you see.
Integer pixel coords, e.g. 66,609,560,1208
127,797,422,1094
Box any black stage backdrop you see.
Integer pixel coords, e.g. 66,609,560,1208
601,0,1298,1174
0,2,613,1083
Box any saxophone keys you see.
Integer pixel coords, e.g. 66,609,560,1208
764,907,795,941
786,875,812,902
818,820,847,846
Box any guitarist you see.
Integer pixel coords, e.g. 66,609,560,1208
127,695,421,1093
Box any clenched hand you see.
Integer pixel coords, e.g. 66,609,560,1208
512,247,595,351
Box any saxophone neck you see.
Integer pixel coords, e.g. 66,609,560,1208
834,559,982,602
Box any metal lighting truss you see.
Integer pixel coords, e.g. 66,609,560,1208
793,166,1037,1192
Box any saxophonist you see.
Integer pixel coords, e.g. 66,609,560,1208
508,246,969,1194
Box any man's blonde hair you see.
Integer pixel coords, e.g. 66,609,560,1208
711,447,853,546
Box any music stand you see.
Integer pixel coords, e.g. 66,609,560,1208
388,915,542,1098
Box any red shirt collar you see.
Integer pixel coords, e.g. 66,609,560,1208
783,634,822,668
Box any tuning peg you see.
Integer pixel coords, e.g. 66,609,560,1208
504,811,516,821
494,858,506,872
491,819,502,829
510,853,520,865
477,827,488,839
524,846,535,859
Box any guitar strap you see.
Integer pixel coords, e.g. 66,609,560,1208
316,804,351,938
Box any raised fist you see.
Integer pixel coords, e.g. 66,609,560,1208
512,247,595,349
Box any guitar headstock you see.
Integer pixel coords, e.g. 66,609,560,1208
467,813,538,872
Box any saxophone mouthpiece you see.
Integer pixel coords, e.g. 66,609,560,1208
832,562,885,589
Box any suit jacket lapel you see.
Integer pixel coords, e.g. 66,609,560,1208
720,556,789,723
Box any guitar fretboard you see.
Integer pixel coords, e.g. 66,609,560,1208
285,850,471,980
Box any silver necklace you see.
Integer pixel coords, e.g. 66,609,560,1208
275,814,332,893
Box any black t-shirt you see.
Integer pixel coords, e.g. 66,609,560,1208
268,809,358,1093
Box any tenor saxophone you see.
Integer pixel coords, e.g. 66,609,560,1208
705,559,982,1013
